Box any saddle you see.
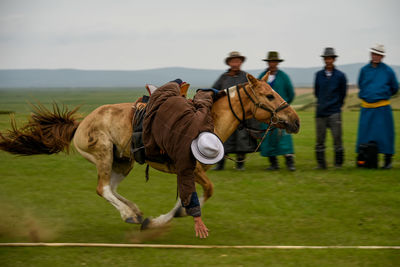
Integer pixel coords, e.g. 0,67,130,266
131,98,147,164
131,83,190,165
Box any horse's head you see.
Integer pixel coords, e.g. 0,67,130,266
245,73,300,134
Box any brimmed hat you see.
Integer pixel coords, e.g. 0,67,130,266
191,132,224,165
321,47,338,58
225,51,246,65
262,51,284,62
369,44,386,56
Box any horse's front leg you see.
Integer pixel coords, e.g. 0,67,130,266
142,163,214,229
141,199,183,230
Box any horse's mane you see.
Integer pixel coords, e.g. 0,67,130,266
214,90,227,101
214,82,251,102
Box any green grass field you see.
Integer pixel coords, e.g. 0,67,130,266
0,88,399,266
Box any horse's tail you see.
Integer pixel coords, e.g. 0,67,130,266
0,103,81,155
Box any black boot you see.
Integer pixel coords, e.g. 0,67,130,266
267,156,279,170
236,153,245,171
285,155,296,171
335,150,344,168
315,151,327,169
212,158,225,171
382,154,393,169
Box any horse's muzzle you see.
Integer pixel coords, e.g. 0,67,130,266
285,119,300,134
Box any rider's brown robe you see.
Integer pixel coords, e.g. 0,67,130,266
143,81,214,215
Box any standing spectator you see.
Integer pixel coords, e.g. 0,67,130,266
314,47,348,169
212,51,258,170
356,44,399,169
258,51,296,171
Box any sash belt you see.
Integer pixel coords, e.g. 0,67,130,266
361,99,390,108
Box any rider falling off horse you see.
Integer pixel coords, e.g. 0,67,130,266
143,79,223,238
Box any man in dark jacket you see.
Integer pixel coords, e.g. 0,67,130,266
143,79,222,238
212,51,258,170
314,47,347,169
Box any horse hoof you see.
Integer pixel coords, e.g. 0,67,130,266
125,217,135,224
125,215,143,224
140,217,152,231
136,215,144,224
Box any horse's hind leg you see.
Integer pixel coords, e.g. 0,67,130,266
75,136,142,224
110,159,143,223
95,157,143,224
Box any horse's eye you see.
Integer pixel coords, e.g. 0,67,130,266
266,94,275,101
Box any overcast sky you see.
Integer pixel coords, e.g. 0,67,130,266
0,0,399,70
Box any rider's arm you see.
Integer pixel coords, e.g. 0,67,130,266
183,191,201,217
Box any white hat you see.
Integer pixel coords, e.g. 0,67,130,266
369,44,386,56
191,132,224,165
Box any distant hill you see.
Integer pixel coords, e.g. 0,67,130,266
0,63,399,88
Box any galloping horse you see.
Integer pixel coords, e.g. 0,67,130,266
0,73,300,230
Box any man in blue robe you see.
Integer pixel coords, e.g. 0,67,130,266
356,44,399,169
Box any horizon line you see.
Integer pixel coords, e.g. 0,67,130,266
2,62,398,72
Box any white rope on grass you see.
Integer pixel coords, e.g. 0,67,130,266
0,243,399,249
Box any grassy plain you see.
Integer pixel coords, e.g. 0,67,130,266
0,88,399,266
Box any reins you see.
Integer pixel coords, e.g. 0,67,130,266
224,83,290,164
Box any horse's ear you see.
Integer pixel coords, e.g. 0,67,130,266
261,71,270,82
246,73,259,86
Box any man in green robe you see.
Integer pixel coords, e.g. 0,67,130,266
258,51,296,171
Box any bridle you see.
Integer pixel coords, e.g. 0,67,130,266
226,83,290,129
224,82,291,163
